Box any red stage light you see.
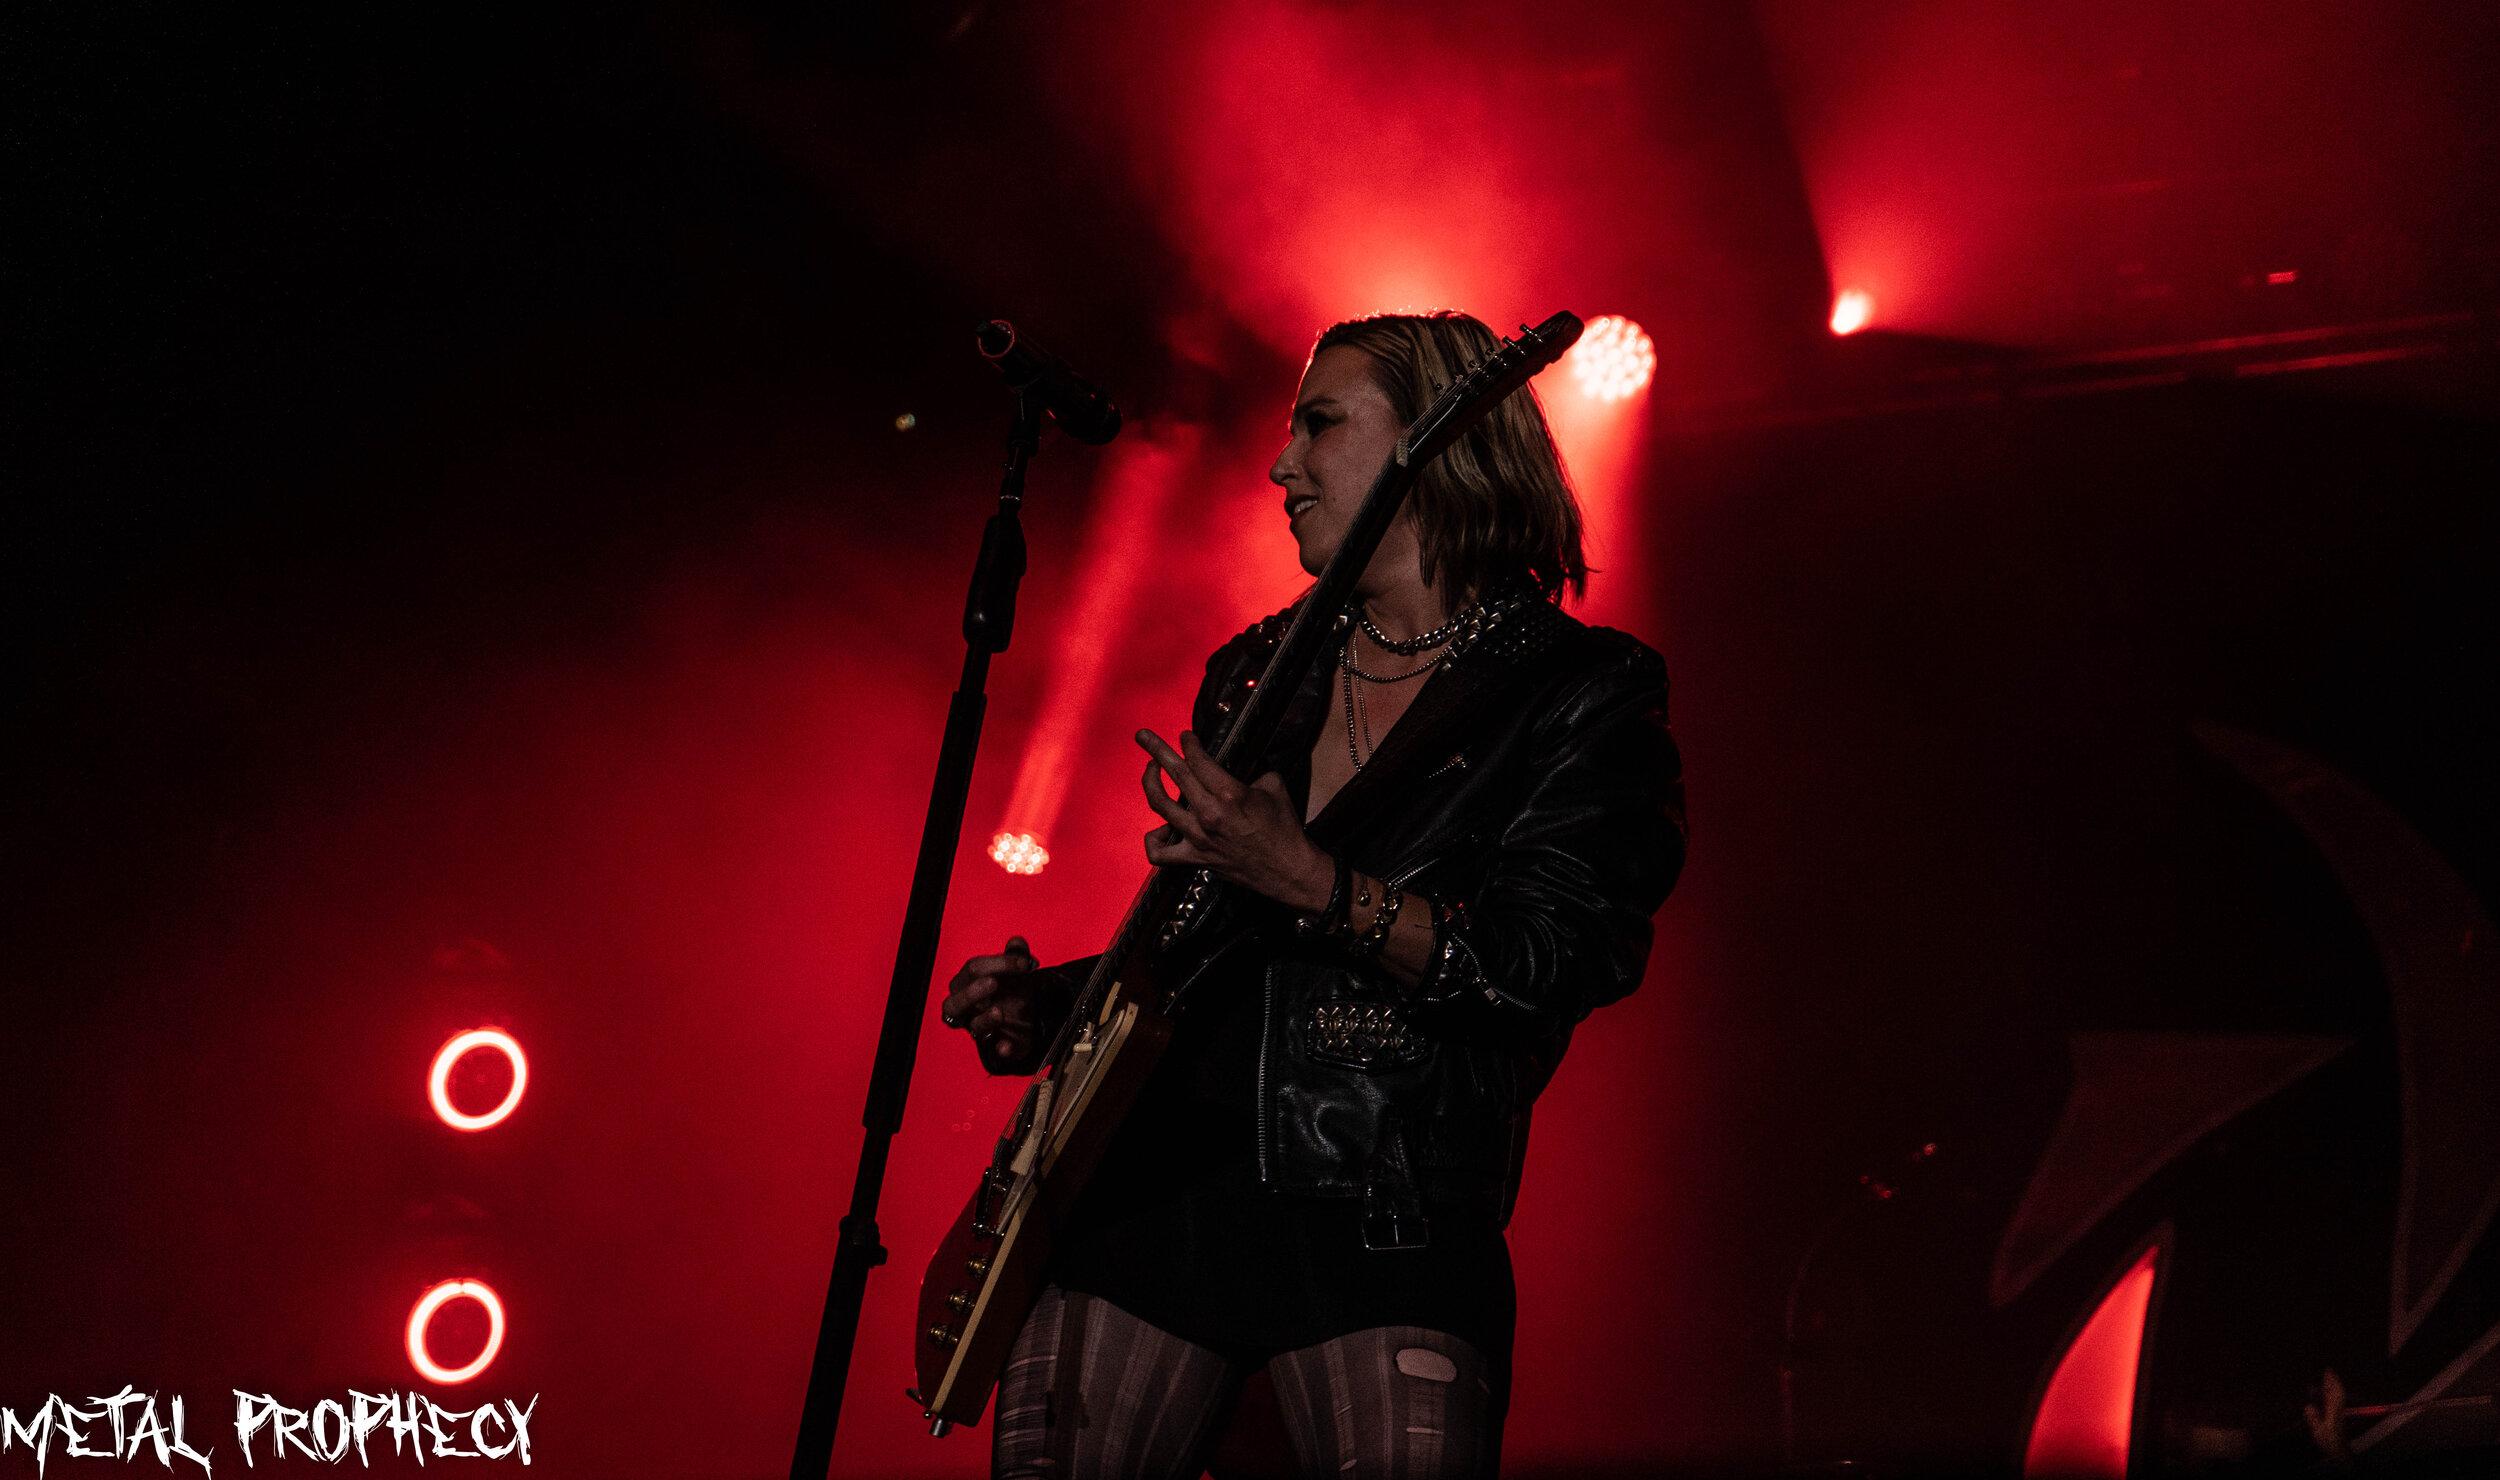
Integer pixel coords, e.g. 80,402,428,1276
988,830,1050,876
1829,289,1873,335
429,1028,528,1131
2023,1244,2159,1478
406,1279,507,1385
1566,315,1656,403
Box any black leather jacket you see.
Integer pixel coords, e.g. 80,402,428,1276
1023,593,1685,1243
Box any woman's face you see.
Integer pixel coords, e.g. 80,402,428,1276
1269,346,1408,580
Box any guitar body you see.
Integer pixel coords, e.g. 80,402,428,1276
912,977,1173,1425
906,311,1584,1433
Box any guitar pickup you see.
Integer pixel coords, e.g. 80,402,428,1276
973,1166,1012,1235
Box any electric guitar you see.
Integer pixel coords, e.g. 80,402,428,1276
908,312,1585,1432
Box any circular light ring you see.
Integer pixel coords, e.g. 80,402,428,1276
988,829,1050,876
1567,315,1657,403
406,1279,506,1385
429,1028,528,1131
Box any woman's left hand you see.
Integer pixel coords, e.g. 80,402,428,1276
1137,728,1334,912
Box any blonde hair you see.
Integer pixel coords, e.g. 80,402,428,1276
1311,311,1588,602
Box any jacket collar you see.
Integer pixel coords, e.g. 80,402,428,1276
1304,592,1569,851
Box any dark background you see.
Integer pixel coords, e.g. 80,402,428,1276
9,2,2500,1474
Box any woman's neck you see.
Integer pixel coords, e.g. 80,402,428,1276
1356,580,1456,644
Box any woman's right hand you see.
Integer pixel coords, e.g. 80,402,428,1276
942,935,1045,1072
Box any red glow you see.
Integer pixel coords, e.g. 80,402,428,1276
1034,8,1617,360
987,830,1050,876
1536,356,1651,632
1829,289,1874,335
1568,315,1657,402
429,1028,527,1131
992,430,1198,868
2024,1245,2159,1478
406,1279,507,1385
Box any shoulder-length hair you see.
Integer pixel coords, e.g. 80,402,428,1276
1311,310,1588,603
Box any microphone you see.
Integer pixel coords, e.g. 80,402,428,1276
975,321,1122,445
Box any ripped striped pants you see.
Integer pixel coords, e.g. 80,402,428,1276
992,1285,1501,1480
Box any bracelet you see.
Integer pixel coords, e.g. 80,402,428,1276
1354,882,1405,956
1297,856,1353,938
1412,896,1470,998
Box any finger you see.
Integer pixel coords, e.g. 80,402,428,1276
1135,730,1210,810
1003,935,1031,965
974,998,1035,1031
1250,771,1293,804
1139,755,1204,839
971,1002,1031,1043
1144,824,1204,868
1175,731,1243,801
941,975,997,1029
960,951,1032,980
947,950,1002,992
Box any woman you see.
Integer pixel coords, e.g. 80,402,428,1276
943,310,1686,1479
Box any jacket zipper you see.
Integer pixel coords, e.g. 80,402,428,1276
1256,963,1276,1182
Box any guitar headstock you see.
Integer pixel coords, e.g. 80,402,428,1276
1396,311,1586,469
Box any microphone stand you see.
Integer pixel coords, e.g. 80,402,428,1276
788,389,1046,1479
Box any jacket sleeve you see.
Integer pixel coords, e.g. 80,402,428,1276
1409,638,1685,1038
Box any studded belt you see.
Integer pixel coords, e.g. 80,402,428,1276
1303,1000,1431,1072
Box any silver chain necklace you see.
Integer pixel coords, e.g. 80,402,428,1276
1341,632,1444,769
1359,607,1466,655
